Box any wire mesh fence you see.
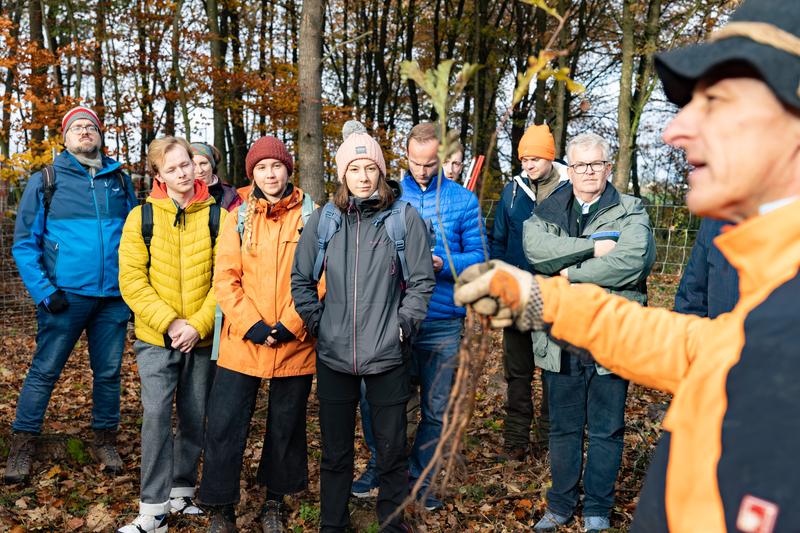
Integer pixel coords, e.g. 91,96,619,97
0,201,698,338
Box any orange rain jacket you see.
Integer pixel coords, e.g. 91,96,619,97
537,200,800,532
213,185,323,378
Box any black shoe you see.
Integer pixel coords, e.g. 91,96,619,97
495,445,528,463
208,506,237,533
259,500,286,533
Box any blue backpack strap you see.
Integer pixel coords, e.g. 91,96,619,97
313,203,342,281
380,200,410,283
236,201,248,242
211,304,224,361
300,192,315,226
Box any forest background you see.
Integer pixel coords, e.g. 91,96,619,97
0,0,737,208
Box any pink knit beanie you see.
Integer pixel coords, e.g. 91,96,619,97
335,132,386,182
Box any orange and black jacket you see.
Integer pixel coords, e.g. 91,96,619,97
536,199,800,532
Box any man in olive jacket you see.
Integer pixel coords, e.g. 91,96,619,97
522,132,655,532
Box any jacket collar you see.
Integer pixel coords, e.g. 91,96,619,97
402,170,449,194
714,198,800,296
534,181,620,231
55,150,122,178
148,179,212,212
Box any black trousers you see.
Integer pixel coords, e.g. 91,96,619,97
198,366,313,506
502,327,549,448
317,360,410,533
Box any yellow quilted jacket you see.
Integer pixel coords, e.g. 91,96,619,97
119,180,226,347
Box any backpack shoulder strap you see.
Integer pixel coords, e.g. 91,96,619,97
41,165,56,221
381,200,410,282
236,201,248,242
208,203,221,250
300,192,315,226
313,202,342,281
141,202,154,267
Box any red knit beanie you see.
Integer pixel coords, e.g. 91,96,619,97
245,136,294,179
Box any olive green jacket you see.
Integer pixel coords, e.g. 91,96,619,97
522,182,656,374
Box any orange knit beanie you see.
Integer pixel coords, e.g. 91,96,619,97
518,124,555,161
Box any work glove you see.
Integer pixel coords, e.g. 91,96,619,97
244,321,272,345
270,322,296,344
454,260,544,331
40,290,69,314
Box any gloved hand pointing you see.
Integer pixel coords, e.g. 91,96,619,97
454,260,544,331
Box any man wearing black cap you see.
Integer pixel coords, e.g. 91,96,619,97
452,1,800,531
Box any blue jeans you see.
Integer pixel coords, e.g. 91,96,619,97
359,381,379,471
408,318,463,488
13,293,129,434
543,359,629,518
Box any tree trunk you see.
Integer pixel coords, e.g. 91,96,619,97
297,0,325,202
228,8,247,185
29,0,46,151
1,0,23,160
614,0,635,192
405,0,419,125
206,0,228,180
93,0,108,122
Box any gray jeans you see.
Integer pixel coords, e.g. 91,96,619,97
134,341,214,515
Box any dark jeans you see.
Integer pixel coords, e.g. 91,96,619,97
317,360,410,533
408,318,463,488
543,359,628,518
502,327,549,449
198,367,312,506
13,293,129,433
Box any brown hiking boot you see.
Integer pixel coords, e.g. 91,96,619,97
91,429,123,474
4,432,37,484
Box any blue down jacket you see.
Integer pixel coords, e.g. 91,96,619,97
400,171,484,320
12,150,137,304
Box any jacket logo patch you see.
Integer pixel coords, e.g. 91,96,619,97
737,495,779,533
356,146,367,154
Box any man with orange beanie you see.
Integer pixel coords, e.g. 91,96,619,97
490,123,566,461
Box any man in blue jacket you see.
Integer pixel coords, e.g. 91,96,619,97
5,106,137,484
490,123,567,461
673,218,739,317
400,122,484,510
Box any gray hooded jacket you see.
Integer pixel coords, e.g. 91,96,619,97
291,186,435,375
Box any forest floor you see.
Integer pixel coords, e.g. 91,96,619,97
0,274,679,532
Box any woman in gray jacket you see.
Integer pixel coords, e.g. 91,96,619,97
291,130,435,532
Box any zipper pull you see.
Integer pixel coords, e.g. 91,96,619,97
89,179,95,189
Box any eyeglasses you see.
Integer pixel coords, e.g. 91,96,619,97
568,161,609,174
68,125,99,135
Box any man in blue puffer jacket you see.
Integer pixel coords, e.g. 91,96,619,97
6,107,137,484
401,122,484,510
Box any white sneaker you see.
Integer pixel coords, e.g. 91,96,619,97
117,514,168,533
170,496,203,515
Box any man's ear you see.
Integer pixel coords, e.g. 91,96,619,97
153,173,164,184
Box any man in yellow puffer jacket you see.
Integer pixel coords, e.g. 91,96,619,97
118,136,226,533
